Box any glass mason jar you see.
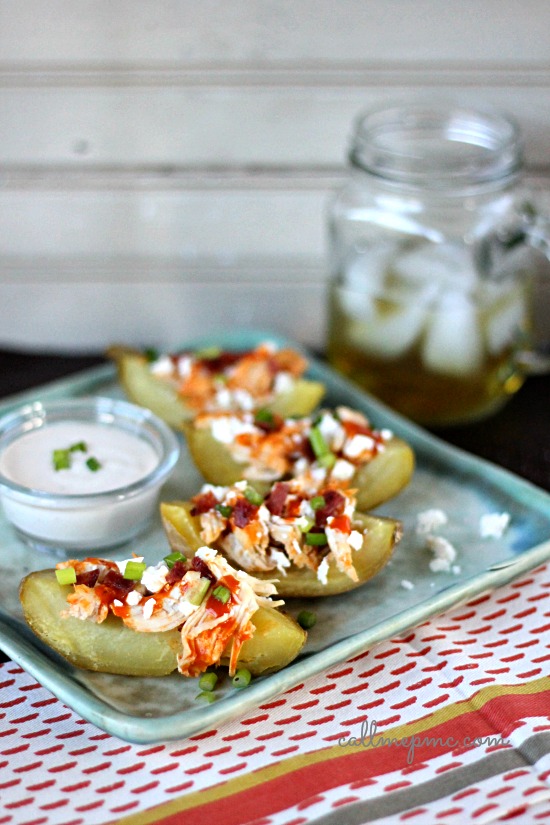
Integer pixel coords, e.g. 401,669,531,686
326,102,550,426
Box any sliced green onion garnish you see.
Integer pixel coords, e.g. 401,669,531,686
309,426,331,459
195,345,222,360
212,585,231,604
297,610,317,630
298,516,315,533
187,577,211,606
196,691,216,704
53,449,71,471
216,503,233,518
198,671,218,692
123,560,147,581
144,347,159,362
69,441,87,453
55,566,77,586
244,486,264,506
86,456,102,472
254,408,274,425
163,551,186,569
310,495,326,511
304,531,328,546
318,452,336,469
232,668,252,688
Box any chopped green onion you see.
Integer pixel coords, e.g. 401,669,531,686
254,408,274,425
144,347,159,362
163,551,186,569
298,516,315,533
53,448,71,471
297,610,317,630
186,577,211,606
195,345,222,360
304,531,328,546
55,566,77,586
310,495,326,511
69,441,87,453
216,503,233,518
244,486,264,506
309,426,336,468
196,691,216,704
309,425,331,459
318,452,337,470
198,671,218,692
232,668,252,688
212,585,231,604
123,560,147,581
86,456,102,472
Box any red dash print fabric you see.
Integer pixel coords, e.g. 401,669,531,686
1,564,550,825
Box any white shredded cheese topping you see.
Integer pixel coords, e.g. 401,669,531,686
317,556,330,585
416,509,449,535
479,512,511,539
426,535,457,573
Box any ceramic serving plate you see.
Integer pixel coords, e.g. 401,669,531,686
1,330,549,744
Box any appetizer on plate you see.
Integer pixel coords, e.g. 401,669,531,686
108,341,325,428
184,405,414,511
19,547,307,678
161,480,402,598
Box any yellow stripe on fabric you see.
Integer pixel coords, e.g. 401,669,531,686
117,675,550,825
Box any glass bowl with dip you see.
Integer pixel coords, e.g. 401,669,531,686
0,397,180,555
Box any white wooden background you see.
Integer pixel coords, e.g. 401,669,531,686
0,0,549,352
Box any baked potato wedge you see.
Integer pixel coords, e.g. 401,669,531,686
108,343,325,428
19,557,307,678
161,498,402,598
20,569,182,676
183,410,414,511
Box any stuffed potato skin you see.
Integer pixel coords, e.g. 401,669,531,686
109,346,191,428
108,346,325,428
19,569,307,677
161,500,402,598
184,419,414,511
19,570,181,676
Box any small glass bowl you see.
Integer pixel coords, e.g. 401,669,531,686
0,397,180,555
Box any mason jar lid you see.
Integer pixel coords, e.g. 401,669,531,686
349,101,523,191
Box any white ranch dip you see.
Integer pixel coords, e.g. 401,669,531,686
0,422,158,495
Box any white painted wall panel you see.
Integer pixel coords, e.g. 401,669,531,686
0,184,326,258
1,84,550,167
0,262,326,352
0,1,549,351
2,1,550,64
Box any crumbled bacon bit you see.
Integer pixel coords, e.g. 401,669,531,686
191,556,217,582
75,568,100,588
99,569,134,599
265,482,290,516
165,559,188,585
315,489,346,527
196,350,246,374
232,496,259,528
191,489,220,516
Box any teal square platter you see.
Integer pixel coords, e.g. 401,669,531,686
0,330,549,744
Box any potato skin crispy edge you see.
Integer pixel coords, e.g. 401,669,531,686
19,569,306,677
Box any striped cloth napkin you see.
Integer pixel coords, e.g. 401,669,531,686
1,564,549,825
